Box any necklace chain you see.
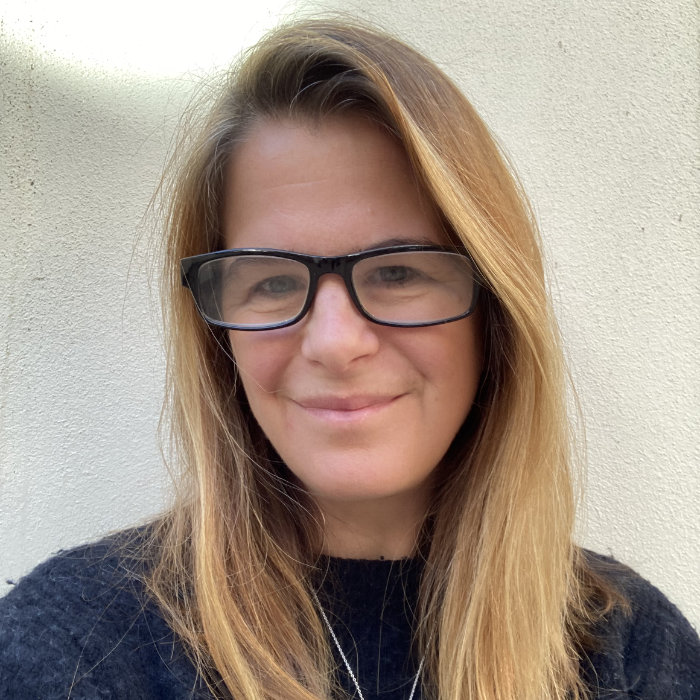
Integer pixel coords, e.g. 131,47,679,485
312,591,424,700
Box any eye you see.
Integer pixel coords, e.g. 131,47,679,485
251,275,305,297
367,265,425,286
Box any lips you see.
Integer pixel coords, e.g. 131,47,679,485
293,394,400,413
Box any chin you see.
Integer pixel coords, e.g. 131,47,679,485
297,464,434,509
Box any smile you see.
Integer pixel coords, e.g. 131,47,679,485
292,394,402,422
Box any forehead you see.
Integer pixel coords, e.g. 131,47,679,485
221,115,444,255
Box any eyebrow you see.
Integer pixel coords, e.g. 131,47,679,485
356,236,438,252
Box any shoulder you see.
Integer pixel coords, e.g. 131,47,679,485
582,550,700,700
0,528,209,699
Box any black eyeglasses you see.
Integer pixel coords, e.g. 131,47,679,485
180,245,480,330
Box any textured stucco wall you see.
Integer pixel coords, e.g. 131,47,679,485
1,0,698,633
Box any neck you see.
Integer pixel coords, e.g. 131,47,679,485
316,491,428,560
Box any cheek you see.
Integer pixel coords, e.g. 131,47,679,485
228,331,295,399
229,333,270,393
420,321,483,424
414,319,482,385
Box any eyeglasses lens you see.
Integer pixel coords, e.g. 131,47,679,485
197,256,310,328
353,251,475,325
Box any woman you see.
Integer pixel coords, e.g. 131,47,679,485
1,18,697,700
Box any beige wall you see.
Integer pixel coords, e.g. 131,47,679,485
1,0,698,631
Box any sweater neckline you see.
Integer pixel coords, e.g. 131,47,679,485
314,555,423,613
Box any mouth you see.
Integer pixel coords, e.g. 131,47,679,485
292,394,402,421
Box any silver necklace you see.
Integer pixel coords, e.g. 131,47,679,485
312,591,425,700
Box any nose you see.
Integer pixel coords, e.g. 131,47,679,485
300,275,380,372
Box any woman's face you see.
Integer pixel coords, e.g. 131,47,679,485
223,115,482,525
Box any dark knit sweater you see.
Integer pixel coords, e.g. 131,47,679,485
1,533,698,699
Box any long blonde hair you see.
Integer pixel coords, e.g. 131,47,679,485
147,18,621,700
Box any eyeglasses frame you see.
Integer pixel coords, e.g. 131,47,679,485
180,244,481,330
